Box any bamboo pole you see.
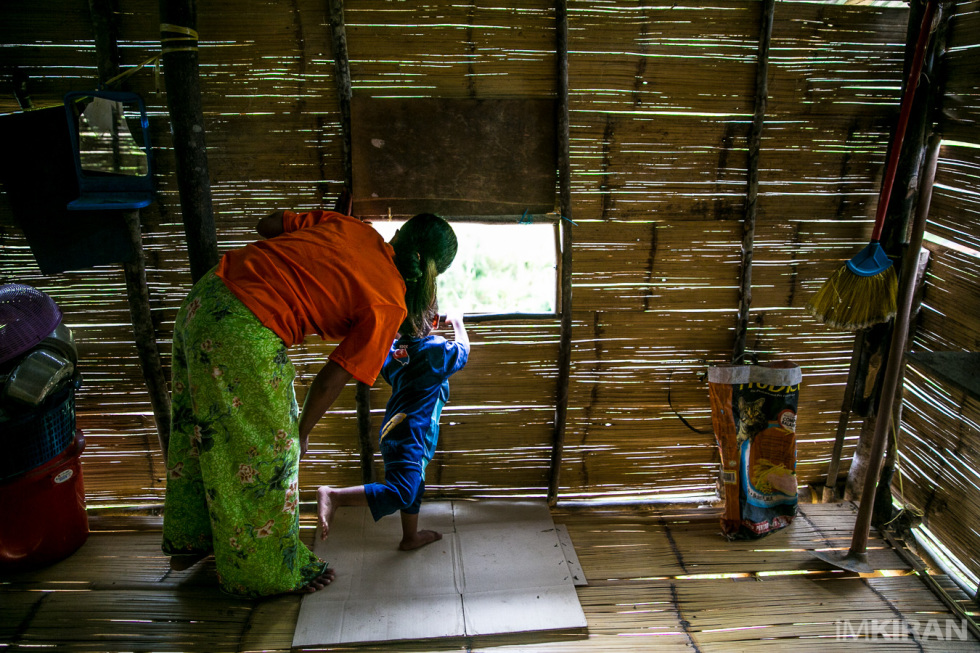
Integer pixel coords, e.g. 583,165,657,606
327,0,374,483
732,0,775,365
158,0,218,283
548,0,573,505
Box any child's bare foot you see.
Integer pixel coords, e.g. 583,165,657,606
169,553,208,571
316,486,336,541
399,529,442,551
294,567,336,594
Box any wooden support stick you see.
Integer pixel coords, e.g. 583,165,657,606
88,0,120,85
548,0,573,506
823,332,864,502
327,0,375,481
88,0,171,464
733,0,775,365
158,0,218,283
328,0,353,189
355,382,375,484
122,210,172,462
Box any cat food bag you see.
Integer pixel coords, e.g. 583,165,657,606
708,361,802,539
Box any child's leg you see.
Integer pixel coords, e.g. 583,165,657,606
316,485,368,540
398,510,443,551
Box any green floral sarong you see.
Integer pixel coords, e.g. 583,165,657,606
162,269,327,597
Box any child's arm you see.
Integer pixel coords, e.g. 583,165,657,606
444,312,469,349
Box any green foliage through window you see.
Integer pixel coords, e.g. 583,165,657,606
372,221,556,314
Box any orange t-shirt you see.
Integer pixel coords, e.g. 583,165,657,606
217,210,407,385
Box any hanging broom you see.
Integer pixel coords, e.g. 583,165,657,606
806,0,937,331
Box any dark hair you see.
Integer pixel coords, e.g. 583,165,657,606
391,213,457,337
400,294,439,339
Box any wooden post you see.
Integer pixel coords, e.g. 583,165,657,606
548,0,573,505
328,0,374,483
88,0,172,462
733,0,775,365
158,0,218,283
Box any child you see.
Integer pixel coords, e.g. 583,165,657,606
316,301,469,551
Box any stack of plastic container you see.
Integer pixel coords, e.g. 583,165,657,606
0,283,89,569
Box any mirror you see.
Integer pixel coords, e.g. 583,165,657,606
68,95,148,177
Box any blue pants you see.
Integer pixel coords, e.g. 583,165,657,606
364,464,424,521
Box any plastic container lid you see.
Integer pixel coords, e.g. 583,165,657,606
0,284,63,366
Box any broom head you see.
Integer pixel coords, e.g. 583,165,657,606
806,242,898,330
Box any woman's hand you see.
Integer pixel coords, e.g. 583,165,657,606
298,360,353,459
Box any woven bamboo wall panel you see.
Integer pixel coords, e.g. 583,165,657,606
941,2,980,143
917,248,980,353
347,0,556,99
927,146,980,256
1,0,924,508
898,372,980,583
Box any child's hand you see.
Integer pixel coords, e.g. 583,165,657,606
442,312,469,347
443,311,464,328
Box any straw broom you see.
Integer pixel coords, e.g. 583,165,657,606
806,0,937,330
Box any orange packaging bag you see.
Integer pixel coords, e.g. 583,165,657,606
708,361,802,539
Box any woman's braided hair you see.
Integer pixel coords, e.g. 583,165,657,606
391,213,457,337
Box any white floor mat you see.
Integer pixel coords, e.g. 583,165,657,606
292,499,587,647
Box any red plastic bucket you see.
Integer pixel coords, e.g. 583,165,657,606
0,431,89,569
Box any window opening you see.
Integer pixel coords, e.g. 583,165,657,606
371,219,558,316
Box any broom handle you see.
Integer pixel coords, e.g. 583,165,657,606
870,0,937,243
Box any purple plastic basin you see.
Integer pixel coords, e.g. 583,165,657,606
0,284,63,366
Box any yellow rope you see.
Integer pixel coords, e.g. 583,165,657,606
102,53,162,89
160,23,199,53
883,406,924,528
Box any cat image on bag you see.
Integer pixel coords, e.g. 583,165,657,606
736,396,766,444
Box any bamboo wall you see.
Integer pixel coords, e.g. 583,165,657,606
0,0,975,586
895,0,980,587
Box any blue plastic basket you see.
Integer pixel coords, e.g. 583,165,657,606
0,380,77,481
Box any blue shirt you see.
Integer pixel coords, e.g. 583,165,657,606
378,334,469,471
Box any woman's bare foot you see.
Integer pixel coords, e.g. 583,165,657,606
169,553,208,571
399,529,442,551
294,567,336,594
316,486,336,541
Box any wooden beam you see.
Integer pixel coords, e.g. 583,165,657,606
327,0,374,482
733,0,775,365
548,0,572,506
158,0,218,283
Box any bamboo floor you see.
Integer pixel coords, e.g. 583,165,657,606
1,501,978,652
